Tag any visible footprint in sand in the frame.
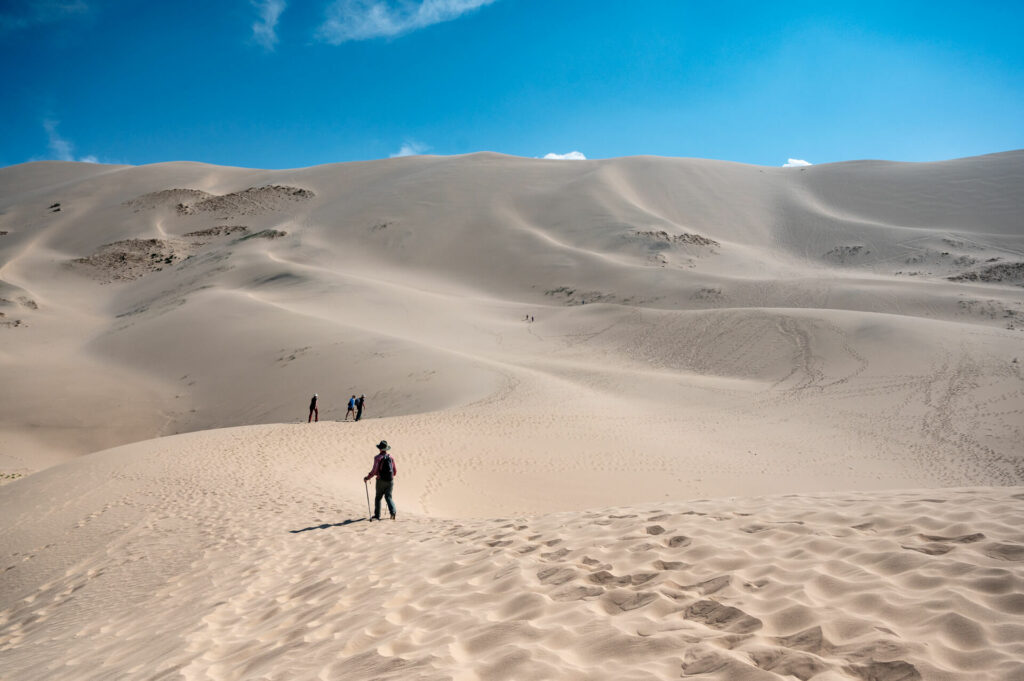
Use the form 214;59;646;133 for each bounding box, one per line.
983;542;1024;561
540;548;570;561
653;559;688;571
844;660;922;681
750;648;830;679
919;532;985;543
551;585;603;601
901;542;954;555
601;590;659;613
683;599;762;634
536;567;577;586
683;575;731;595
774;625;831;654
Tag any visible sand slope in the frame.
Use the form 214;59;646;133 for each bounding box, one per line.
0;425;1022;680
1;152;1022;483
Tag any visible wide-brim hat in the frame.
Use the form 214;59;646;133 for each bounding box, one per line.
377;440;390;450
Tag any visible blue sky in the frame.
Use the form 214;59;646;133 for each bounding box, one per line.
2;0;1022;169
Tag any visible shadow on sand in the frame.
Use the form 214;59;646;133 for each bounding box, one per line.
290;518;366;533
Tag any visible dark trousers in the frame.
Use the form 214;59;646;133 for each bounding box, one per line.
355;406;363;421
308;408;318;422
374;479;395;518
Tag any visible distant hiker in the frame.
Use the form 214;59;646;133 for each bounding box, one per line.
355;394;365;421
308;393;319;422
345;395;356;421
364;440;397;520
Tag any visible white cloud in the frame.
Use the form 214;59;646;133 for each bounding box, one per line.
783;158;812;167
43;119;97;163
318;0;496;44
543;151;586;160
390;141;429;157
252;0;286;50
0;1;89;32
43;120;73;161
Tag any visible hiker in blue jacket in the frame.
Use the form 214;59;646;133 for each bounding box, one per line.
364;440;397;520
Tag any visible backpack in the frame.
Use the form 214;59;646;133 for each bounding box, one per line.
378;453;393;481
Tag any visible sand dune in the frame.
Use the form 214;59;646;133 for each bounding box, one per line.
1;151;1022;470
1;151;1023;679
1;425;1022;679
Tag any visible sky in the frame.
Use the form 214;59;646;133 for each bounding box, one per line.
1;0;1022;169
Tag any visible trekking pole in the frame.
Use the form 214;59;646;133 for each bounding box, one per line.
364;479;372;519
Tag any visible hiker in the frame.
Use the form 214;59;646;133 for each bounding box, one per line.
345;395;356;421
364;440;397;520
355;394;365;421
308;393;318;422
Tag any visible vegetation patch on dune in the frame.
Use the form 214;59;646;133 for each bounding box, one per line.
123;188;213;212
629;230;719;247
236;229;287;241
125;185;314;216
824;245;871;263
183;225;249;243
0;296;35;328
71;225;261;284
949;261;1024;285
184;185;314;215
693;286;723;300
70;238;189;283
0;312;25;328
544;285;655;306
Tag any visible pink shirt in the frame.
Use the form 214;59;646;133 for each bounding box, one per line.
367;451;397;479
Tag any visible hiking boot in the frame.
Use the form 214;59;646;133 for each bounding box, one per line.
391;512;396;520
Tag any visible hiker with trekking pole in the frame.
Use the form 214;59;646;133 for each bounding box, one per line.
364;440;397;521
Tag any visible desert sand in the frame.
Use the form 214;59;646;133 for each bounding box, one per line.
1;151;1023;679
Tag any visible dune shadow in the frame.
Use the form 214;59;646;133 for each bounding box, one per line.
290;518;366;533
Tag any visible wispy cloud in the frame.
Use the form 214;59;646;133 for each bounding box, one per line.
543;151;586;160
252;0;286;50
43;119;97;163
783;158;812;167
317;0;497;44
390;141;429;157
0;0;89;32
